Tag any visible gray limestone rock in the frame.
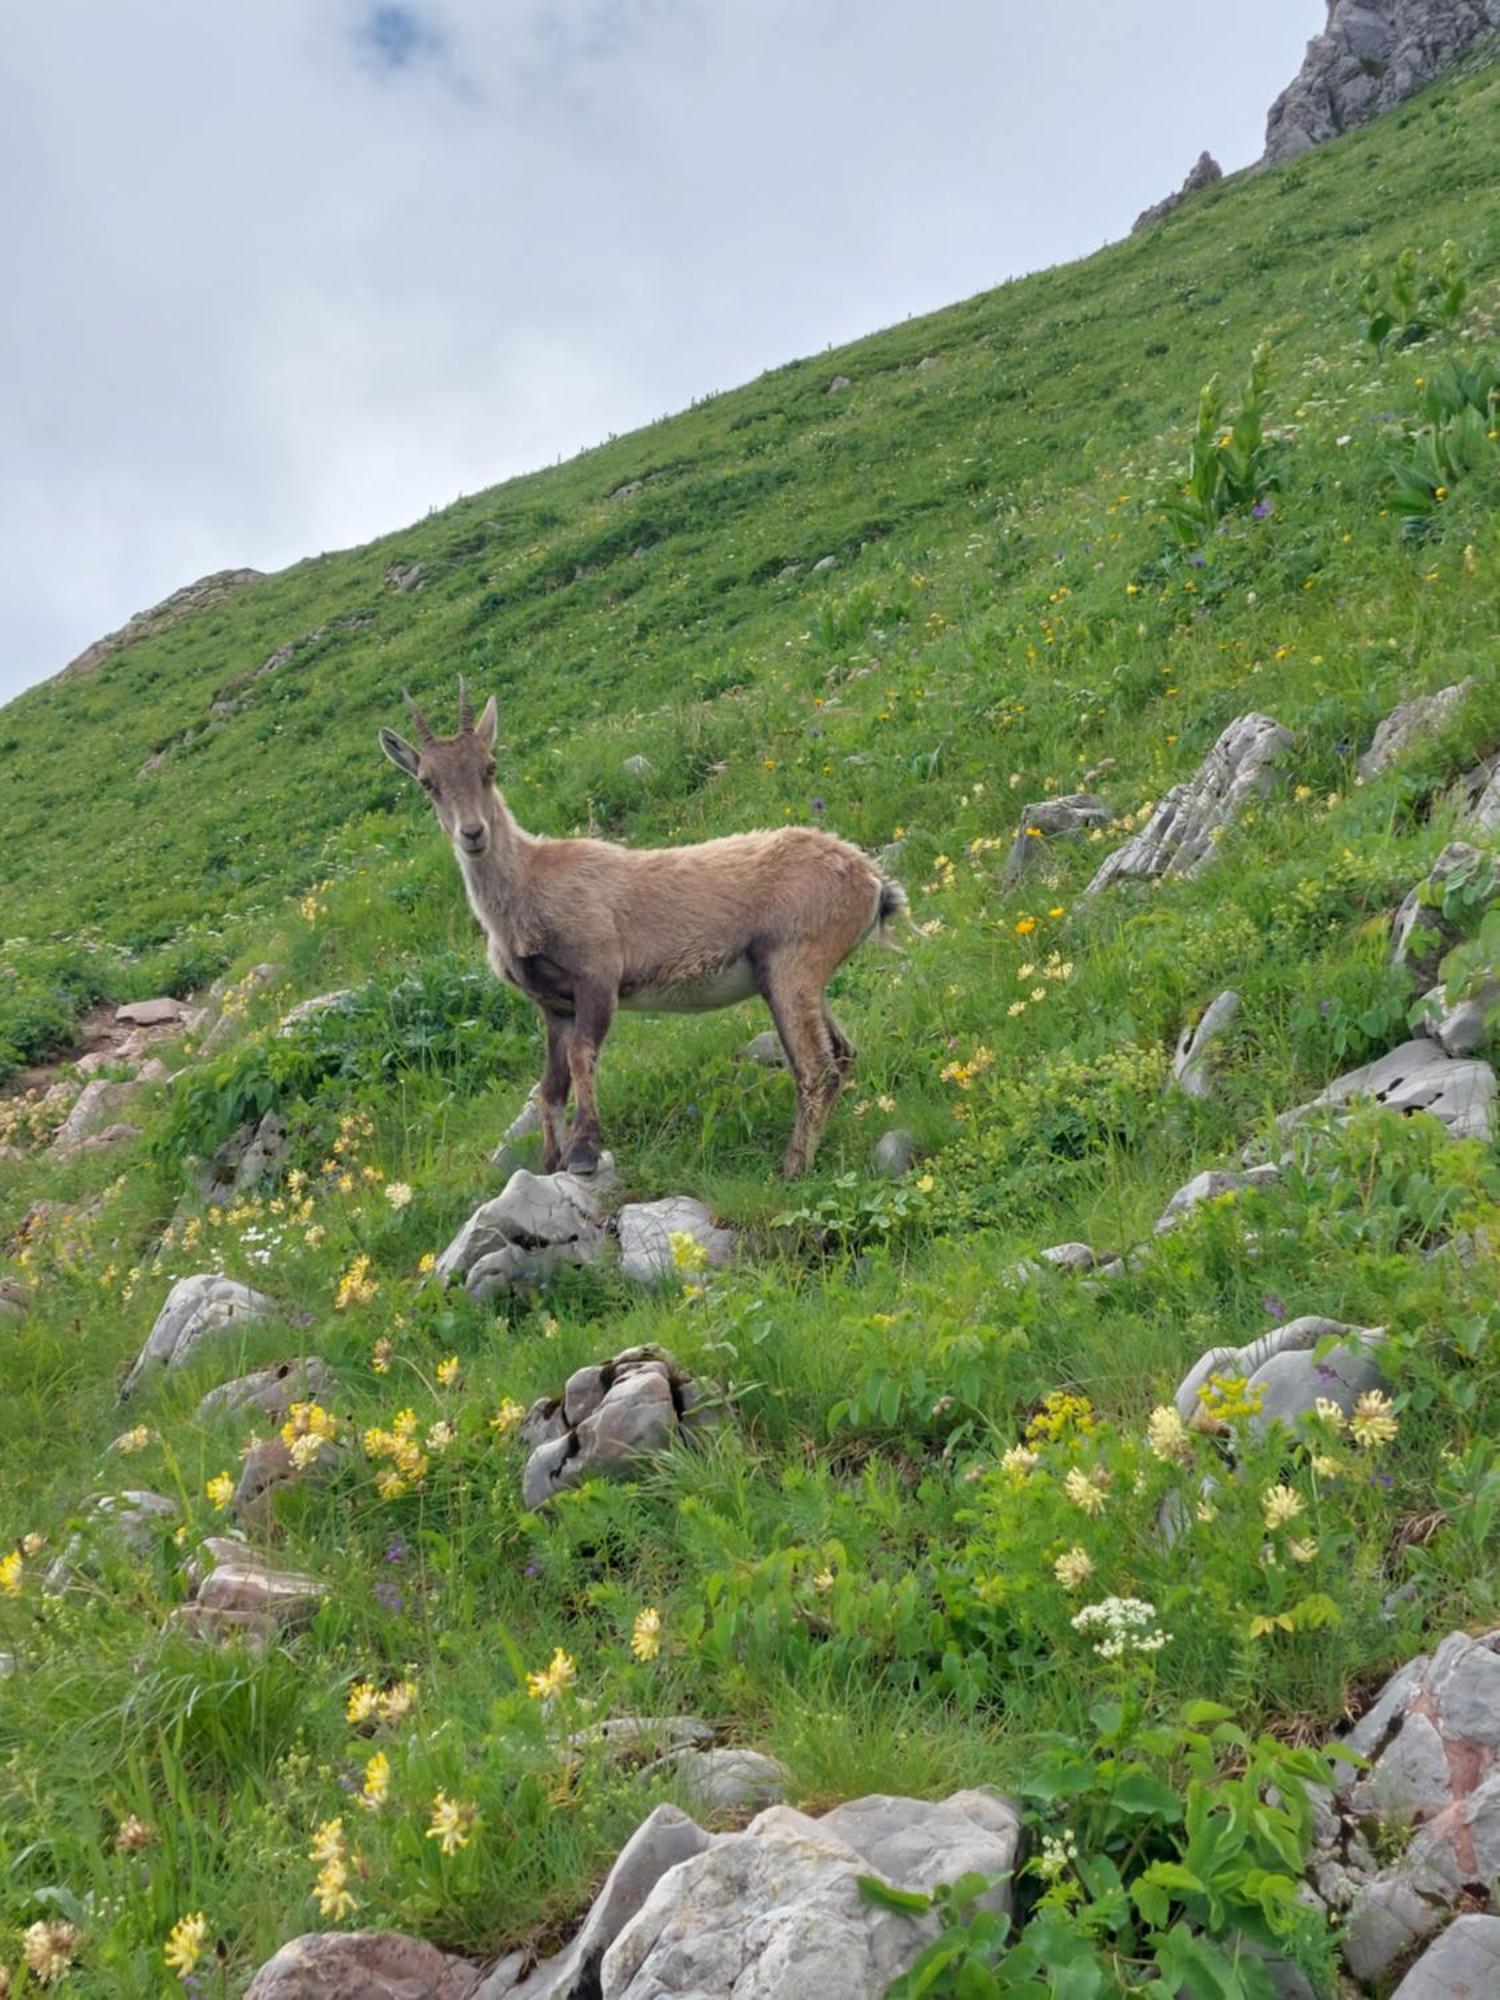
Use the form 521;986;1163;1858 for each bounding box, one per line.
119;1274;282;1400
564;1715;716;1765
44;1489;178;1593
1392;1913;1500;1998
1171;990;1241;1099
1132;150;1223;232
195;1109;291;1205
648;1746;790;1812
50;1078;140;1156
743;1029;787;1067
521;1347;723;1510
602;1790;1021;2000
1154;1162;1281;1235
115;997;186;1028
1358;680;1476;783
1085;715;1293;893
243;1930;482;2000
827;375;851;393
1390;841;1492;986
0;1278;28;1320
1001;794;1112;884
617;1197;735;1286
175;1536;327;1639
1264;5;1499;166
1173;1315;1386;1436
1277;1037;1496;1146
1449;752;1500;835
488;1086;543;1170
621;754;653;779
437;1163;614;1299
872;1128;919;1178
195;1356;336;1424
1413;977;1500;1056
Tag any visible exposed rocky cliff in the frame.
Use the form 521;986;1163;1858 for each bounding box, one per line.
1131;151;1223;233
1264;0;1499;162
59;567;263;679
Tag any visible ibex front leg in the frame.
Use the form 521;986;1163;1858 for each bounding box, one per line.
563;981;616;1174
538;1008;574;1174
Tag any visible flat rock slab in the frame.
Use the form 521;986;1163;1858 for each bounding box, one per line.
1154;1162;1281;1235
564;1715;716;1765
1358;680;1474;783
617;1197;735;1285
119;1274;282;1401
1278;1038;1497;1148
1085;714;1293;892
114;997;186;1027
175;1536;327;1641
244;1930;483;2000
1391;1913;1500;1999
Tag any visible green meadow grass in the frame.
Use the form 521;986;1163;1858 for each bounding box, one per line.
2;55;1500;1996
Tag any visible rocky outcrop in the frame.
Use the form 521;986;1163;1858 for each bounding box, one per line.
1085;715;1293;893
1173;1315;1387;1438
1358;680;1474;782
1275;1038;1496;1147
1132;151;1223;232
519;1346;723;1510
1314;1628;1500;1983
59;569;263;680
1154;1162;1282;1235
1392;1913;1500;1997
1264;3;1499;165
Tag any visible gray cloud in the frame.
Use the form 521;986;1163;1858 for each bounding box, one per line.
0;0;1319;700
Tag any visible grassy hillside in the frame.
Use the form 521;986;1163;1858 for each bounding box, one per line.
2;51;1500;1996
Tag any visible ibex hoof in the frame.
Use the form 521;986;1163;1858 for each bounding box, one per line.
564;1139;601;1175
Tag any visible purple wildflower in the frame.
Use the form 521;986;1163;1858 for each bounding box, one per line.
810;797;825;814
1251;498;1273;520
1190;553;1207;568
373;1579;404;1614
1261;1294;1286;1322
384;1535;406;1565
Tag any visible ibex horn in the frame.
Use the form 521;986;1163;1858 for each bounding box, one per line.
402;689;435;742
456;675;474;732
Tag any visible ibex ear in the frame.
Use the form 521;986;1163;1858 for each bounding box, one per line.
379;727;422;778
474;695;498;750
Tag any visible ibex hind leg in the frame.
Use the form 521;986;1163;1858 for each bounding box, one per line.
758;960;845;1178
538;1010;574;1175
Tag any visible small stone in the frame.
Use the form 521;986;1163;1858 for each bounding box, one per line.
618;1197;735;1285
609;479;644;502
384;561;427;592
50;1078;139;1156
872;1128;919;1178
826;375;851;393
436;1163;614;1297
1171;990;1241;1099
0;1278;29;1320
1002;794;1112;884
522;1347;723;1510
1154;1163;1281;1234
743;1030;787;1067
1413;979;1500;1057
565;1716;716;1764
621;754;653;779
811;554;839;572
650;1746;790;1811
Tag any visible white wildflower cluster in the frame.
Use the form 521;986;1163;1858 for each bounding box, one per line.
1070;1595;1172;1660
1035;1831;1079;1882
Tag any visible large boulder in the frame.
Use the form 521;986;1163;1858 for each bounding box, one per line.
1357;679;1475;783
436;1164;613;1301
194;1109;290;1205
520;1347;723;1510
1085;715;1293;893
1316;1629;1500;1984
1173;1315;1386;1438
49;1079;140;1157
1276;1038;1496;1148
119;1275;282;1401
167;1536;327;1646
1264;7;1500;166
617;1198;735;1286
43;1489;178;1593
602;1790;1022;1999
1001;794;1112;884
244;1930;483;2000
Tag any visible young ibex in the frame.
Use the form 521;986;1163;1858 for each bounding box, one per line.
380;681;906;1177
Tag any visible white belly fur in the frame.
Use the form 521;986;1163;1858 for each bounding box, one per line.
619;955;759;1014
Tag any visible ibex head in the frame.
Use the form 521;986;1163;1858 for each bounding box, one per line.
380;679;500;858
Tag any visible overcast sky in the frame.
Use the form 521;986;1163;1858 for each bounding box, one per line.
0;1;1321;703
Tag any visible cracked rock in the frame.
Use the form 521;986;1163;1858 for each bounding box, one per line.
1357;680;1475;782
1390;841;1493;986
1001;793;1112;884
1391;1912;1500;1999
1171;990;1241;1099
243;1929;483;2000
437;1162;614;1300
170;1537;327;1645
195;1356;336;1424
1085;715;1293;892
520;1347;723;1510
1277;1038;1496;1148
1173;1315;1386;1438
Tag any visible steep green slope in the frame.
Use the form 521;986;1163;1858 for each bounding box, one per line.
1;55;1500;1998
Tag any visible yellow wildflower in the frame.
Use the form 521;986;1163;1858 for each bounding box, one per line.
115;1423;156;1455
1146;1405;1190;1464
1014;916;1037;936
361;1750;391;1811
526;1647;578;1701
346;1682;382;1725
1;1550;24;1595
1053;1545;1094;1590
385;1181;413;1210
1350;1389;1397;1450
205;1472;235;1511
1287;1538;1319;1565
436;1356;460;1388
417;1250;436;1274
1001;1444;1039;1480
372;1338;393;1374
669;1230;710;1272
1262;1484;1304;1531
163;1911;210;1980
631;1606;663;1660
426;1791;479;1855
490;1398;525;1437
1064;1466;1107;1516
379;1679;417;1722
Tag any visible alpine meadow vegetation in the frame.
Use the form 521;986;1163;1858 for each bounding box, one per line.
3;52;1500;1998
